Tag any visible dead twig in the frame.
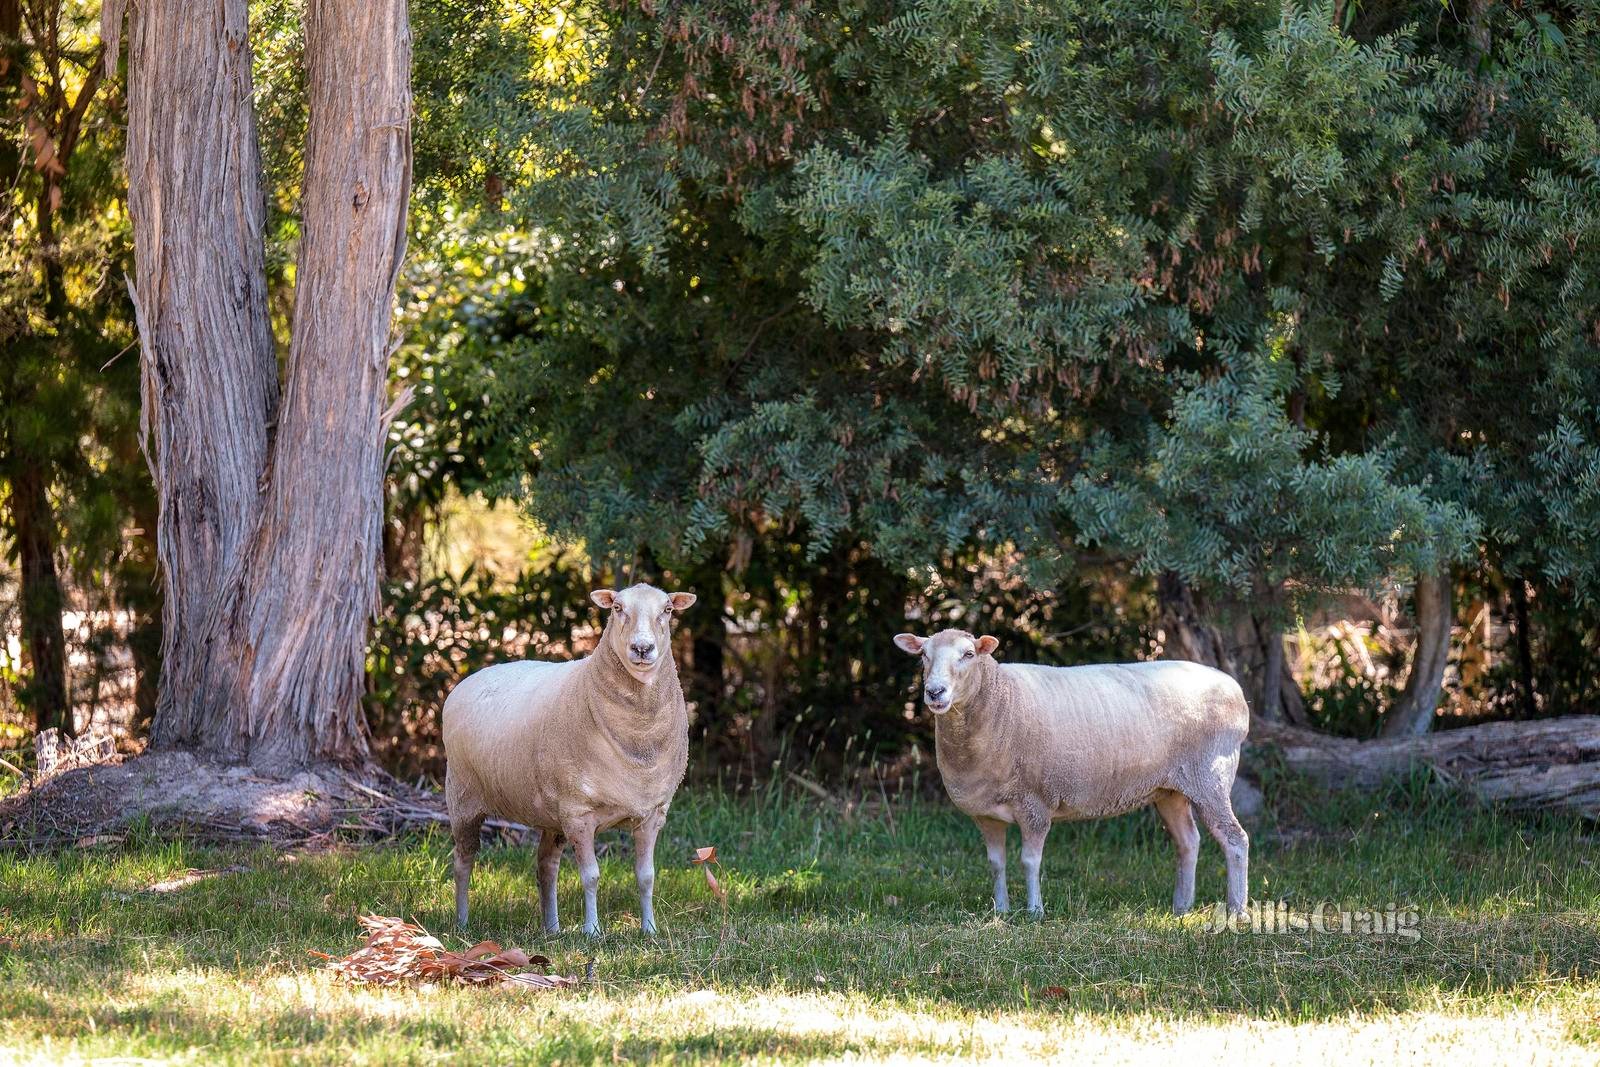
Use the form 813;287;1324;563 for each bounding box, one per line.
785;771;843;807
0;755;32;786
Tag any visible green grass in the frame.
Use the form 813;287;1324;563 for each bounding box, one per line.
3;780;1599;1064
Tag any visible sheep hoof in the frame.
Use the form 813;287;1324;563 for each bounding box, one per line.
641;922;658;936
582;923;602;938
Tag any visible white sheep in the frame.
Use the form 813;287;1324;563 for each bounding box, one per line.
893;629;1250;917
443;583;696;935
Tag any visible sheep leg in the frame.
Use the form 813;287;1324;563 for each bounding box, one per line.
1194;787;1250;918
975;817;1010;913
536;828;564;934
633;813;663;936
1152;789;1200;916
450;810;485;929
568;818;603;937
1018;819;1050;917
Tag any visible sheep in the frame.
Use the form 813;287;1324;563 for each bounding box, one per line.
443;582;696;935
893;628;1250;918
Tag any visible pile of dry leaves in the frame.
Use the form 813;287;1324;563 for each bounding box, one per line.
313;914;579;990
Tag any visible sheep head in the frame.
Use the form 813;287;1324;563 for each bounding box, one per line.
591;583;696;682
893;629;999;714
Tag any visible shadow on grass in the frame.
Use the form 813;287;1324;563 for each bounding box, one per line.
2;782;1598;1038
5;905;1598;1026
1;978;929;1062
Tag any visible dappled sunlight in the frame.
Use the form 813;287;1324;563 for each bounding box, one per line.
3;790;1598;1061
14;965;1598;1065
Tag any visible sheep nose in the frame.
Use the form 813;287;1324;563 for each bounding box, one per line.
925;683;948;702
629;640;656;658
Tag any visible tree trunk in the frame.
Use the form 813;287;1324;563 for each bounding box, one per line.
0;0;19;142
1380;569;1453;737
112;0;412;771
1256;617;1288;723
211;0;412;770
1460;0;1496;139
7;465;71;735
1511;577;1538;719
112;0;280;752
684;556;727;732
1156;571;1232;670
1250;716;1600;820
1157;573;1305;724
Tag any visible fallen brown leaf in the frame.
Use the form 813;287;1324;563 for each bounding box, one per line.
1040;985;1069;1000
314;915;577;990
691;845;727;902
461;940;502;961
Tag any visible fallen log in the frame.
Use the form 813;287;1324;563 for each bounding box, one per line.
1248;716;1600;820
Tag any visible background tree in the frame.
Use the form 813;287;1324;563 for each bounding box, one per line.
411;0;1600;746
1;0;151;735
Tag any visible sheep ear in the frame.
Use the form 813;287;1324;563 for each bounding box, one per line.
893;633;926;655
590;589;617;609
668;591;697;611
975;635;999;657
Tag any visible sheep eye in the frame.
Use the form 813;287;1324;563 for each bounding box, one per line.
962;649;975;660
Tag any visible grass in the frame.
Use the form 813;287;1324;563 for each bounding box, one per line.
2;778;1599;1064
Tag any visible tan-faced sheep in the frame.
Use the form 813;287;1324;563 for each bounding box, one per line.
894;629;1250;917
444;583;696;935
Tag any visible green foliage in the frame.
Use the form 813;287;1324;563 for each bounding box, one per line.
1297;631;1399;738
456;0;1519;595
389;218;546;516
1071;353;1478;609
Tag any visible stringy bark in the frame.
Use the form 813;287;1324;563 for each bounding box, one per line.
110;0;412;771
